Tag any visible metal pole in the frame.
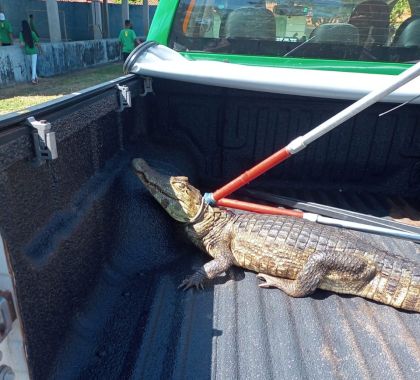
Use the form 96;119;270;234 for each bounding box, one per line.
313;214;420;243
206;61;420;205
213;197;420;242
287;60;420;154
143;0;150;37
102;0;110;38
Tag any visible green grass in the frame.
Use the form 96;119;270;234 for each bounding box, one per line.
0;63;124;115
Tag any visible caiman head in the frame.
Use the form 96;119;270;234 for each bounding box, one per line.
132;158;203;223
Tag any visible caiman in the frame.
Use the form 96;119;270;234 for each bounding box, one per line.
132;158;420;312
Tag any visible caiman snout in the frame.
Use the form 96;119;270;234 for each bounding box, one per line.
132;158;171;191
132;158;174;197
132;158;203;223
132;158;155;180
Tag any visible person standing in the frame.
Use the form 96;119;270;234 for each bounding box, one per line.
19;20;40;84
119;19;138;61
0;12;13;46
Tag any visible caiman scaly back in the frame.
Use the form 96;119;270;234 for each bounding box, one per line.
132;158;420;312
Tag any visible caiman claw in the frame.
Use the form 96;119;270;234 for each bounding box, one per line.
178;272;205;291
257;273;281;288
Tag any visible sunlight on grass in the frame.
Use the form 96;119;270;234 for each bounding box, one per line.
0;95;63;115
0;63;123;116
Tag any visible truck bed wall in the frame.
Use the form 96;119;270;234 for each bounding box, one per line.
0;77;419;378
148;78;420;196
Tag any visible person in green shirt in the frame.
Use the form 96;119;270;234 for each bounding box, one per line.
19;20;41;84
0;12;13;46
119;19;138;61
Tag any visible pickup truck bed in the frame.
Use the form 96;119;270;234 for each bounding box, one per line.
0;76;419;379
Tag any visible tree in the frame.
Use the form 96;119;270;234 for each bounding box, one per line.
390;0;411;27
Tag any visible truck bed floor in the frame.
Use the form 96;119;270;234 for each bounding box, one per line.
49;155;420;380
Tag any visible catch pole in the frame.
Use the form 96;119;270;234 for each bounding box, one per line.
204;61;420;207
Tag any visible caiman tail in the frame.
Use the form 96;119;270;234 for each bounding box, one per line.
360;255;420;312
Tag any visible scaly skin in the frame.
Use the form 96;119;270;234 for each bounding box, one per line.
132;158;420;312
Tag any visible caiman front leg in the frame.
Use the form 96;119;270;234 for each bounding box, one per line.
179;242;234;291
257;250;376;297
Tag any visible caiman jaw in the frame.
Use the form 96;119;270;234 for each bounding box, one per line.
132;158;202;223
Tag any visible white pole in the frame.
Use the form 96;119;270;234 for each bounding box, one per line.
102;0;110;38
91;0;103;40
122;0;129;25
286;61;420;154
303;213;420;243
46;0;62;42
143;0;150;37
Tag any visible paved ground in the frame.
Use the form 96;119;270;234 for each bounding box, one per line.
0;63;124;115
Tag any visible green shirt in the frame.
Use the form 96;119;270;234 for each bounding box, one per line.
0;20;12;44
19;31;39;55
119;28;137;53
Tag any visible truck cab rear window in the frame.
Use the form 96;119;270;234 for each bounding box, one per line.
169;0;420;64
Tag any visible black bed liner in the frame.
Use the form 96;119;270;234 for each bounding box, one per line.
62;159;420;380
0;77;419;379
